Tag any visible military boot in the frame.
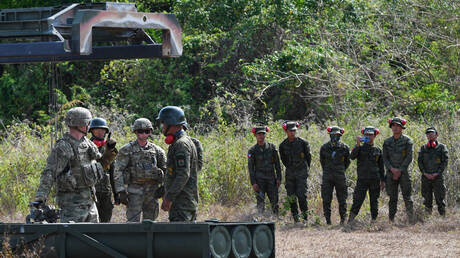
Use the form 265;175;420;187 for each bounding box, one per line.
301;211;308;223
347;212;357;225
293;214;300;223
325;217;331;225
340;215;346;225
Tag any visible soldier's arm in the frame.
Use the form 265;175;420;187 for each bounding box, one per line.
304;140;312;167
273;147;282;181
164;145;191;202
400;138;413;172
350;145;359;160
113;147;130;193
195;139;204;171
439;145;449;174
35;142;72;201
344;145;351;170
156;146;167;174
278;143;288;167
319;145;326;169
417;147;426;174
382;141;392;170
248;149;256;185
378;150;385;181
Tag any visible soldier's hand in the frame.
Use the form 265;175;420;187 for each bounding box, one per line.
107;139;117;149
380;181;385;191
118;191;128;205
432;173;439;179
252;184;260;192
356;136;361;147
391;168;401;180
276;180;281;188
161;198;172;211
423;173;432;180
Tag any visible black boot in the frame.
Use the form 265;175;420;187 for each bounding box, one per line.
326;217;331;225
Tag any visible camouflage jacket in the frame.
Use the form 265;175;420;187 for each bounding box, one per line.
190;137;203;172
92;140;117;193
164;131;199;210
417;142;448;174
350;143;385;181
113;140;166;193
383;134;413;172
36;133;102;200
279;137;311;174
320;141;350;174
247;142;282;185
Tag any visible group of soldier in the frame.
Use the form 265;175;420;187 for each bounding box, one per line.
34;106;200;223
34;106;448;226
248;117;448;225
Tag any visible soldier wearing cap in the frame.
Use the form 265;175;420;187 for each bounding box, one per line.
418;127;448;216
157;106;199;222
248;125;282;215
279;121;311;223
320;126;350;225
383;117;415;223
89;117;118;222
348;126;385;224
113;118;166;222
35;107;102;223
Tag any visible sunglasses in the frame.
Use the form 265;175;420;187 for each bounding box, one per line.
136;129;151;134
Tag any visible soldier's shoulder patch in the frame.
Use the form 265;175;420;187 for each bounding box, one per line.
175;152;187;168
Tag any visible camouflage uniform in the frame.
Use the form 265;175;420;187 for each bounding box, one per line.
349;127;385;221
35;107;102;223
418;128;448;215
279;122;311;222
248;138;282;214
114;139;166;222
93;141;117;222
164;131;199;221
320;126;350;224
383;119;414;222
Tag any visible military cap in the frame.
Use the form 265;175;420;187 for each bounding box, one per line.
388;117;407;129
282;121;300;131
361;126;380;135
327;126;345;135
252;125;269;134
425;127;437;134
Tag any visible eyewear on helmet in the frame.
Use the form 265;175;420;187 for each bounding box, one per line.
136;129;151;134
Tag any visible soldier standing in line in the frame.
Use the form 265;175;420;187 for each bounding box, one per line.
35;107;102;223
320;126;350;225
88;117;118;222
113;118;166;222
279;121;311;223
383;117;415;223
348;126;385;224
157;106;199;222
418;127;448;216
248;125;282;215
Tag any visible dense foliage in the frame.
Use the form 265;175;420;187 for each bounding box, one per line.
0;0;458;126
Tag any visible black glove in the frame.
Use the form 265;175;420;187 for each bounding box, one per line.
106;139;117;149
118;191;128;205
154;185;165;199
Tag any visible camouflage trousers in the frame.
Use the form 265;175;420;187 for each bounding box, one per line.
169;208;197;222
321;173;347;222
421;175;446;215
57;189;99;223
285;170;308;220
386;171;414;221
96;190;114;222
126;183;159;222
255;177;279;215
350;179;380;219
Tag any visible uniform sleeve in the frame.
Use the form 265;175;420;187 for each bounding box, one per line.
248;148;256;185
273;147;282;181
417;146;426;174
35;141;72;200
113;146;130;193
156;146;167;177
164;143;191;202
400;138;413;172
304;140;312;167
320;145;326;169
279;143;288;167
194;139;204;171
378;150;385;181
382;141;392;171
439;145;449;174
343;145;351;170
350;145;359;160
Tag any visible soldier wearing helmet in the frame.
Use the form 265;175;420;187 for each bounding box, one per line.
35;107;102;223
320;126;350;225
248;125;282;215
383;117;415;223
278;121;311;223
113;118;166;222
157;106;199;222
88;117;118;222
348;126;385;225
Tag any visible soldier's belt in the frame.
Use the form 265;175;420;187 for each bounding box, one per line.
133;178;158;185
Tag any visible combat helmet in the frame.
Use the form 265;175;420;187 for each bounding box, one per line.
89;117;109;132
156;106;187;126
132;118;153;131
65;107;92;127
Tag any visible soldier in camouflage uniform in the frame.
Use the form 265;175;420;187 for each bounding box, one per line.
113;118;166;222
383;117;415;223
320;126;350;225
418;127;448;216
89;117;118;222
348;126;385;223
248;125;282;215
279;121;311;222
157;106;199;222
35;107;102;223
